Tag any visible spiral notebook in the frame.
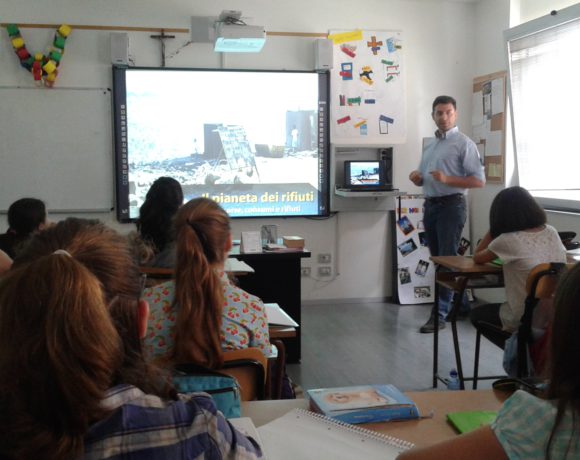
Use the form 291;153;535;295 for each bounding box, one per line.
256;408;414;459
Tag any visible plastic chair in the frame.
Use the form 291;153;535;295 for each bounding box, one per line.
558;231;580;250
221;347;268;401
472;322;510;389
473;262;568;389
516;262;571;377
268;339;287;399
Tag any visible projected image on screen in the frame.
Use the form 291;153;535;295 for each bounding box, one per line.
113;68;329;221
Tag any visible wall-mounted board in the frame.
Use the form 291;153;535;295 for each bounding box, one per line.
472;71;506;185
0;87;113;212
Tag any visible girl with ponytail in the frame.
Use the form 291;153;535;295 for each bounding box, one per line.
143;197;271;367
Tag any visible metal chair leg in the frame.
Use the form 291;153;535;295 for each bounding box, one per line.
473;330;481;390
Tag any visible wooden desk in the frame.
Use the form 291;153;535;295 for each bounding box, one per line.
269;326;297;339
139;259;253;287
229;247;311;363
241;389;507;448
430;256;504;390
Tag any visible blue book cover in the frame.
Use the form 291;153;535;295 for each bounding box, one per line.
307;384;420;424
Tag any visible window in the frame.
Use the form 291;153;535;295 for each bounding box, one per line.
505;4;580;212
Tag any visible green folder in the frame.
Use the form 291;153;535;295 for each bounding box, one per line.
447;411;498;434
490;258;504;267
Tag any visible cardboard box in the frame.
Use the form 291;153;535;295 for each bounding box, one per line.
282;236;305;249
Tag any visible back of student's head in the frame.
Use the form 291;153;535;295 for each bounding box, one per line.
545;262;580;456
548;263;580;398
7;197;46;236
137;177;184;252
14;218;139;306
0;247;122;459
489;186;546;239
13;218;168;394
172;197;231;368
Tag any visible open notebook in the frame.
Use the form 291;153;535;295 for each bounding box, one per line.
256;408;413;459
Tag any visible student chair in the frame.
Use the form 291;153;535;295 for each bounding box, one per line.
472;262;568;389
558;231;580;250
268;339;287;399
224;341;288;400
221;347;268;401
515;262;572;377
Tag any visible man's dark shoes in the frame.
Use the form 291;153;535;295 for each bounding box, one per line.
419;314;446;333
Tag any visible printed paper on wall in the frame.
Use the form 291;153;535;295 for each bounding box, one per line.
330;30;405;145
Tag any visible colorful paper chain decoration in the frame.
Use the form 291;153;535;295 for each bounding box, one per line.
6;24;72;87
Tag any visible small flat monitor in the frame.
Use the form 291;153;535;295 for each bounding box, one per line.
343;160;391;191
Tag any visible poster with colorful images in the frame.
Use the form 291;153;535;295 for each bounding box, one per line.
329;29;405;145
394;194;435;304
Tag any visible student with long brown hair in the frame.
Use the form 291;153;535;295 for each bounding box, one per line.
398;263;580;459
472;186;566;349
143;197;271;368
0;219;262;459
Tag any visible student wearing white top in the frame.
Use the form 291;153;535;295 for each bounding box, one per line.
471;186;567;348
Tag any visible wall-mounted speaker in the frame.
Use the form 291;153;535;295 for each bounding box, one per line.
381;148;393;186
110;32;129;65
314;38;333;71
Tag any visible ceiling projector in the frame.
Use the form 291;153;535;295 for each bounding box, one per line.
214;22;266;53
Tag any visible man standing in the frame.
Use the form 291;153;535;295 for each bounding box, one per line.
409;95;485;333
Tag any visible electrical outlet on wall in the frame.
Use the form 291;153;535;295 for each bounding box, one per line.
318;253;331;264
318;266;332;276
301;267;311;277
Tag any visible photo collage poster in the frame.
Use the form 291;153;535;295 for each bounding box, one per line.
329;29;405;145
394;195;434;304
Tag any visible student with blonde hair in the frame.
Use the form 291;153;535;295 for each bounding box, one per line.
0;218;262;459
143;197;271;368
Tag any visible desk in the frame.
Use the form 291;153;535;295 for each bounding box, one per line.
229;247;311;363
139;259;253;287
269;326;296;339
430;256;504;390
241;389;507;448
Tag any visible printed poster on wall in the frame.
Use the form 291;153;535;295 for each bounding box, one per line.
329;29;405;145
394;195;434;304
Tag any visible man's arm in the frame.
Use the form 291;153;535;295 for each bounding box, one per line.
429;171;484;189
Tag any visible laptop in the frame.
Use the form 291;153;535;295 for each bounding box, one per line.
342;160;393;192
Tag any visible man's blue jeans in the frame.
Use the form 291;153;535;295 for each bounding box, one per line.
423;194;468;320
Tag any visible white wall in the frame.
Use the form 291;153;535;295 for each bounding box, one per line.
472;0;510;242
0;0;478;302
